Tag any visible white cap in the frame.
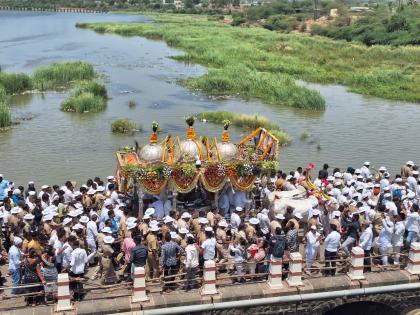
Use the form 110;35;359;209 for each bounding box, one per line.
127;221;137;230
395;178;402;183
96;186;105;192
218;221;227;227
101;227;112;234
14;237;23;246
364;161;370;166
312;209;321;216
198;217;209;224
334;172;342;178
0;174;3;177
286;175;292;181
170;231;178;239
407;192;416;199
179;227;189;234
235;207;243;212
379;166;387;171
327;176;334;182
261;208;269;214
24;213;35;220
181;212;191;219
107;176;115;180
41;185;49;189
383;186;390;191
332;210;341;217
342;187;350;195
74;209;83;216
275;213;285;220
104;235;115;244
13;189;21;195
407;161;414;166
204;226;213;232
310;225;317;230
28;191;36;196
11;207;21;214
63;217;72;225
412;171;419;176
333;181;341;187
384;193;392;198
127;217;137;223
68;210;78;218
43;214;53;222
87;188;96;195
28;181;35;185
143;214;151;220
294;213;303;219
149;225;160;232
104;199;113;207
164;216;174;224
145;208;155;216
72;223;84;230
355;169;361;174
249;217;260;225
79;216;89;224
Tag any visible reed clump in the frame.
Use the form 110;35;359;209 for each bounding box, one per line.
111;118;139;134
0;86;12;130
60;81;107;113
32;61;96;90
198;111;290;145
0;71;32;94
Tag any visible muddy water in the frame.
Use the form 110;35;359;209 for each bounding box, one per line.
0;11;418;186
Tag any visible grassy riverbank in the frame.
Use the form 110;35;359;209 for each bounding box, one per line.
197;111;290;145
77;14;420;104
0;86;12;130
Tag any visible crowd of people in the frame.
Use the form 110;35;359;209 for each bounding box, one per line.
0;160;419;304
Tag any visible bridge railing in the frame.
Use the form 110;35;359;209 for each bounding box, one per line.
1;242;419;310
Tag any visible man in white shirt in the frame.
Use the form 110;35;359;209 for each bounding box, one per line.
69;241;95;301
8;237;22;295
323;224;341;276
359;222;373;271
392;214;405;265
305;225;321;273
201;229;216;261
86;214;99;264
405;204;419;247
376;216;394;265
361;162;371;180
230;207;242;232
53;228;68;272
407;171;419;195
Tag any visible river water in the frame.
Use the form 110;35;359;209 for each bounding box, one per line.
0;11;419;186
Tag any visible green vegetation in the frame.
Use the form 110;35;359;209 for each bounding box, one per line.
0;72;32;94
311;6;420;46
77;14;420;104
0;86;12;130
197;111;290;145
128;100;137;108
32;61;96;90
111;118;140;134
60;81;107;113
299;130;309;140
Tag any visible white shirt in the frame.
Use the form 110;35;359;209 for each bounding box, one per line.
377;219;394;248
324;231;341;252
201;238;216;260
257;212;270;234
54;239;65;263
407;176;417;194
359;226;373;250
405;212;420;233
70;248;88;274
230;212;241;230
62;242;73;269
8;245;21;271
392;221;405;246
185;244;199;269
86;220;98;241
361;166;371;179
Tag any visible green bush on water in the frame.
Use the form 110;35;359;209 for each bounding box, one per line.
78;15;420;104
60;81;107;113
0;71;32;94
111;118;139;134
197;111;290;145
0;86;12;130
32;61;96;90
61;92;106;113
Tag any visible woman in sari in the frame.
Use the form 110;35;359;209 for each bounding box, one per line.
22;248;46;306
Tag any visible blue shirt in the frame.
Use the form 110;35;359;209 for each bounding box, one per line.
160;241;184;267
8;245;21;271
0;180;9;201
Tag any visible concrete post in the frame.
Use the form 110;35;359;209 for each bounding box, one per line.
268;255;283;289
201;260;218;295
287;252;303;286
406;242;420;275
132;266;149;302
56;273;73;311
347;246;365;280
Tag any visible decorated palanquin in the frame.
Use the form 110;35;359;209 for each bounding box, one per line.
116;117;279;195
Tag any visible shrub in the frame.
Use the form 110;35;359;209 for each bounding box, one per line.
60;92;106;113
0;89;12;129
72;81;108;99
32;61;96;90
111;118;139;134
0;72;32;94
